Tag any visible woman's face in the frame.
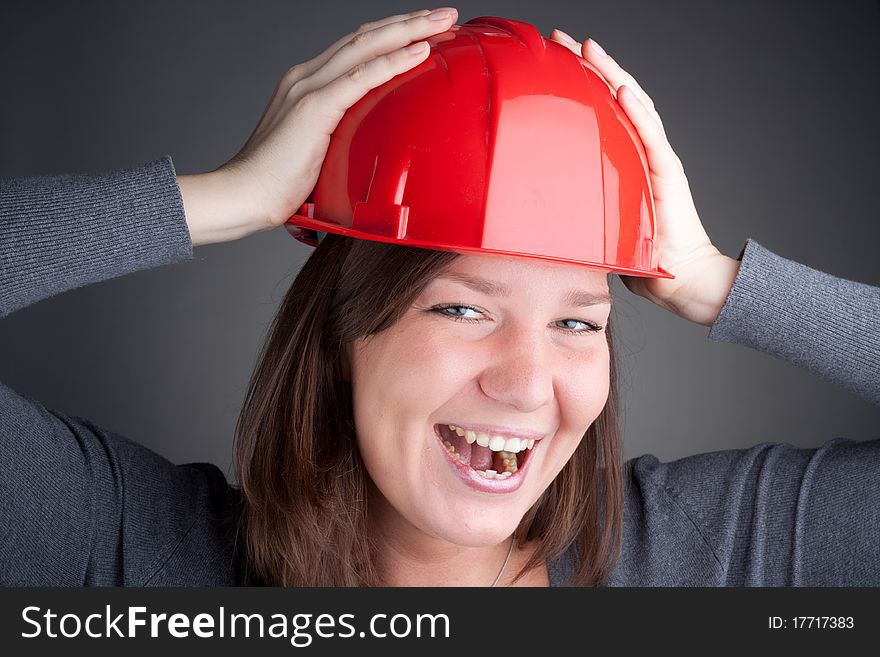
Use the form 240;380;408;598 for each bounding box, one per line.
348;252;612;547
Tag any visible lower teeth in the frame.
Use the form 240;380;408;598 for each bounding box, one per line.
480;470;513;480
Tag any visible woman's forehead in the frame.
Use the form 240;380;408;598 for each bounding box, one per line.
435;252;612;295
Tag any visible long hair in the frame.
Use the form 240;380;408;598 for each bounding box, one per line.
233;233;625;586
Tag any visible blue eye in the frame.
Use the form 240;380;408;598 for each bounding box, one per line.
431;304;483;322
555;319;602;334
430;305;602;334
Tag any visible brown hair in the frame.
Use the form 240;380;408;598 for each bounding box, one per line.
233;233;625;586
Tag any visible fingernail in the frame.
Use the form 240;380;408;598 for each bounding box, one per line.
427;7;456;21
406;41;429;55
588;38;608;57
557;29;579;46
620;86;637;105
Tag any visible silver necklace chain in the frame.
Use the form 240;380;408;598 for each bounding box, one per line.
490;538;515;587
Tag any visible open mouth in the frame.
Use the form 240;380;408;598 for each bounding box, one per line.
434;423;538;480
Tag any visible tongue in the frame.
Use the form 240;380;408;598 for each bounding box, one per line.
470;444;494;471
442;426;494;470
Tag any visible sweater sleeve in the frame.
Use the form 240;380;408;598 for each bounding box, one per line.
707;238;880;405
0;157;192;317
624;435;880;586
0;158;238;585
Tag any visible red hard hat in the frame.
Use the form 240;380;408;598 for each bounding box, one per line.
285;15;672;279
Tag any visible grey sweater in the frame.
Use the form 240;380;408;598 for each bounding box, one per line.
1;157;878;586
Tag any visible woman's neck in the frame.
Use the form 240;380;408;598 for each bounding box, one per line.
374;525;516;587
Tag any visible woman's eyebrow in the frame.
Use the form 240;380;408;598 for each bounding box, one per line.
437;272;612;306
562;288;613;307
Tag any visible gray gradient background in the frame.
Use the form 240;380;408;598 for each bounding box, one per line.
0;0;878;482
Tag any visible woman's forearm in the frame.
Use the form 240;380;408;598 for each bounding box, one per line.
708;238;880;406
675;252;742;328
0;157;192;319
178;166;271;248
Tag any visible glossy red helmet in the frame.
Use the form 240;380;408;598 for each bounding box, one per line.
285;15;672;279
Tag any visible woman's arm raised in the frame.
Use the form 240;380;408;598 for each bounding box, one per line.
550;29;879;406
1;8;458;314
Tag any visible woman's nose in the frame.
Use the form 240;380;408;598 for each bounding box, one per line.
477;334;554;412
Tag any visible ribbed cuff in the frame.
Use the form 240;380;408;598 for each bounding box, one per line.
0;156;193;317
708;238;880;405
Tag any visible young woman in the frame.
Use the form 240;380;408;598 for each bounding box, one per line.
1;8;877;587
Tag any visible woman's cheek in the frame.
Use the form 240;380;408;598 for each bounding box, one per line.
553;340;611;428
395;316;487;375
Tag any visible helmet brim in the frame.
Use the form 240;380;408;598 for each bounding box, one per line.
285;214;674;280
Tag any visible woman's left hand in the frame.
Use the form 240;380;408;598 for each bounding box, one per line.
549;29;741;328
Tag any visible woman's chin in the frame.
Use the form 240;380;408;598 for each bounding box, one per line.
408;465;540;547
417;511;524;548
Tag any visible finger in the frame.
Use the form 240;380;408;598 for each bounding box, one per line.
252;9;447;144
295;8;457;96
549;29;581;57
247;10;432;143
551;28;583;54
300;39;434;134
549;29;662;122
295;9;433;79
581;38;663;125
617;85;683;180
549;29;667;140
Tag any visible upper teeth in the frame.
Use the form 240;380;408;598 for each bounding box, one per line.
448;425;536;453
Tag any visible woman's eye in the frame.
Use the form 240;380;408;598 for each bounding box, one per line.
431;304;484;322
555;319;602;334
431;305;601;334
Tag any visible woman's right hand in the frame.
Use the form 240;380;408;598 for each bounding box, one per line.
549;29;741;328
178;7;458;247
